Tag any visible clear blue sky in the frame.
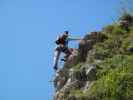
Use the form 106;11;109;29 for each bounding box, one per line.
0;0;131;100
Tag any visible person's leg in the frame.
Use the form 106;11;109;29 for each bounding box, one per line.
53;48;61;70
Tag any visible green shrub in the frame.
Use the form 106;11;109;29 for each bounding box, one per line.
112;26;127;35
103;25;115;34
119;13;133;23
86;55;133;100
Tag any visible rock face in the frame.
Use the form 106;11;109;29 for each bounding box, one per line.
53;32;107;100
53;64;97;100
78;32;107;62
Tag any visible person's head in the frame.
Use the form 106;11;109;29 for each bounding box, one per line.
64;31;69;34
62;31;69;39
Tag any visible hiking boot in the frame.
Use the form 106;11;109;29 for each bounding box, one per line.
54;65;58;71
61;58;67;62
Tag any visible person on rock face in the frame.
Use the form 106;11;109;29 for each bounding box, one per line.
53;31;81;71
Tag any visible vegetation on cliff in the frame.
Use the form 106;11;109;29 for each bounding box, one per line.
54;13;133;100
70;13;133;100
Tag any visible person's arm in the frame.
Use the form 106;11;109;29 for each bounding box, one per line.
68;37;92;43
68;37;82;41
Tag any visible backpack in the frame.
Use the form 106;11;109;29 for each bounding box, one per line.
55;36;66;45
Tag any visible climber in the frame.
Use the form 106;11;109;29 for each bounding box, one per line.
53;31;81;71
